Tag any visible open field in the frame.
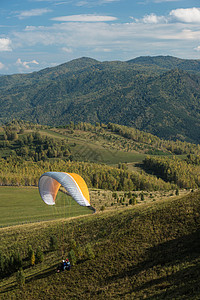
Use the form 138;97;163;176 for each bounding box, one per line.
0;187;93;227
0;186;192;228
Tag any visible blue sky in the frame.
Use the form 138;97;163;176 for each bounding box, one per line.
1;0;200;74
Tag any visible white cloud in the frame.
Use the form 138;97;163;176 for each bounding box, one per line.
16;8;52;19
134;7;200;25
0;38;12;51
76;1;89;6
52;14;117;22
16;58;39;69
170;8;200;23
62;47;73;53
94;47;112;52
75;0;119;6
142;13;167;24
0;62;5;70
194;46;200;51
13;21;199;50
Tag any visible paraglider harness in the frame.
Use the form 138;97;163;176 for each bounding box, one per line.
57;259;71;272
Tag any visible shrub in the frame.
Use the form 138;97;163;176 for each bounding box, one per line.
112;192;117;199
16;268;25;289
128;192;132;198
28;245;33;260
68;249;77;265
70;239;77;251
76;245;84;260
85;244;95;260
35;247;44;264
100;205;105;211
9;251;22;273
49;236;58;251
129;197;137;205
175;189;179;196
31;251;35;266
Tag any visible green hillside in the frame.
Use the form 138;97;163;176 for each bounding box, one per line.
1;191;200;299
1;56;200;143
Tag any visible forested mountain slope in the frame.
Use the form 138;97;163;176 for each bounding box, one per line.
1;56;200;143
128;55;200;73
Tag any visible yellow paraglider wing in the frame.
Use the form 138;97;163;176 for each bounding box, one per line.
38;172;94;211
67;173;90;203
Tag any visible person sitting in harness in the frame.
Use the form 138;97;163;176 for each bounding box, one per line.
57;259;71;272
66;258;71;270
62;259;67;271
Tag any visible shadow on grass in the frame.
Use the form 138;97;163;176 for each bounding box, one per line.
0;263;58;295
136;263;200;300
104;229;200;299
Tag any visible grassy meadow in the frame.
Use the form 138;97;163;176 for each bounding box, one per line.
39;128;147;165
0;187;93;227
0;190;200;299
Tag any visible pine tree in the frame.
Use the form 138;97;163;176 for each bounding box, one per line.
35;247;44;264
68;249;76;265
16;268;25;289
50;236;58;251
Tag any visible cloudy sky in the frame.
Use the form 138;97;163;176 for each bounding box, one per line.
1;0;200;74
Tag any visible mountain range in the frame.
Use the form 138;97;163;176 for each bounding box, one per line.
1;55;200;143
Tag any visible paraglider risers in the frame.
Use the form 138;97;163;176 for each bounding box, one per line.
88;206;96;213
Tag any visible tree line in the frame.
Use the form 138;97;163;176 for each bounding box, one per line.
0;156;173;191
1;129;71;161
143;156;200;189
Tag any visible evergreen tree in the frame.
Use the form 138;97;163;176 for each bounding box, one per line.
16;268;25;289
141;193;144;201
68;249;76;265
50;236;58;251
35;247;44;264
28;245;33;260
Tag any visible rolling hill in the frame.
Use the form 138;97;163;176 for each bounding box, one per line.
1;190;200;299
1;56;200;143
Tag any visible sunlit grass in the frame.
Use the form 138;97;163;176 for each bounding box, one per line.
0;187;93;227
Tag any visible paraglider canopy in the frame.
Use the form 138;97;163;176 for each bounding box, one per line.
39;172;95;212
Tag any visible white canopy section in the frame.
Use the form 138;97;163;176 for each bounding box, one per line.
39;172;92;208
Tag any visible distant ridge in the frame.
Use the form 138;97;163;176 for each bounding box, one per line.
1;55;200;143
127;55;200;73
